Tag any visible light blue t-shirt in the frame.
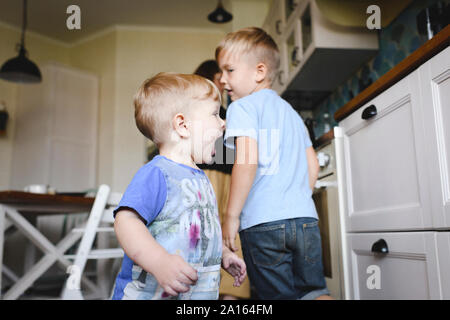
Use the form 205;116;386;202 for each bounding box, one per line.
224;88;318;231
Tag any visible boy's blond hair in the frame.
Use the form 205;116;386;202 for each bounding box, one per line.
215;27;280;83
134;72;221;144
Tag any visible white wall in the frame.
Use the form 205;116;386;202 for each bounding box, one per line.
113;26;226;192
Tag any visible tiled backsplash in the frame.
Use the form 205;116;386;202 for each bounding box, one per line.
311;0;449;139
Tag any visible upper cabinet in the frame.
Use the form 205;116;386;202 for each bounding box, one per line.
262;0;284;47
264;0;379;97
11;63;99;192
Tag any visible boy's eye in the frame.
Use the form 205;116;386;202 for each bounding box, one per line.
228;69;234;73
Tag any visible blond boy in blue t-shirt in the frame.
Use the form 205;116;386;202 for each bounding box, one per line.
112;73;246;299
217;27;332;300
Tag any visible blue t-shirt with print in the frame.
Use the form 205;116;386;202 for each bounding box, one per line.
111;155;222;300
224;88;318;231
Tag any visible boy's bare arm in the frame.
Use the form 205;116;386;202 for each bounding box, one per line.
221;244;247;287
114;210;198;296
223;136;258;251
306;146;319;191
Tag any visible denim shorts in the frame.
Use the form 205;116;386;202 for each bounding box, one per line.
240;217;329;300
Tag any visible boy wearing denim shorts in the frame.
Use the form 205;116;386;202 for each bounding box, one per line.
217;27;332;300
112;73;246;300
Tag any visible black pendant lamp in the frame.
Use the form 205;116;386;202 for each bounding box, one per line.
208;0;233;24
0;0;42;83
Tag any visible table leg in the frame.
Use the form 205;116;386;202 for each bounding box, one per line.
2;206;98;300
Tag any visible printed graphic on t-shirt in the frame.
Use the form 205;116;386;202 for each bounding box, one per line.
150;176;222;267
114;157;222;300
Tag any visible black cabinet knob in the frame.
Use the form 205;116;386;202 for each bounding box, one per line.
371;239;389;254
362;104;377;120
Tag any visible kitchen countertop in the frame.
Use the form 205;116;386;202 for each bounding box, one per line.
313;128;335;149
334;24;450;122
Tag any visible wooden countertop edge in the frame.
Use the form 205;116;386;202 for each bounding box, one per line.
0;191;95;205
334;25;450;122
314;129;335;149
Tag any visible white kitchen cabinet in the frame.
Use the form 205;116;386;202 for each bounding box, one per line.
339;70;432;232
283;18;302;84
272;41;288;94
346;232;441;300
262;0;284;47
10;63;98;192
284;0;300;27
338;46;450;299
420;47;450;229
263;0;378;94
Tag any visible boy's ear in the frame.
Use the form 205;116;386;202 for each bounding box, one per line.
255;62;268;83
172;113;190;138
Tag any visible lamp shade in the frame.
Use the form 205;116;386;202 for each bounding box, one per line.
208;1;233;23
0;45;42;83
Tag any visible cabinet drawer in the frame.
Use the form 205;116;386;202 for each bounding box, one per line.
347;232;440;299
339;70;431;232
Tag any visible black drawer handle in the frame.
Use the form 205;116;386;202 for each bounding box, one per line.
362;104;377;120
371;239;389;254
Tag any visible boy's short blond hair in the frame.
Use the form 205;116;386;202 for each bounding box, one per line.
134;72;220;144
215;27;280;83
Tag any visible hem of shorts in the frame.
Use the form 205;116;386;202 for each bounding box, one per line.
298;288;330;300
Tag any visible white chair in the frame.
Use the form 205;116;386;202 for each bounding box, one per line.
1;220;20;290
61;184;123;300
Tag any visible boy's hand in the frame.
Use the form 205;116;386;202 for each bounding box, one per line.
152;252;198;297
222;215;240;252
222;246;247;287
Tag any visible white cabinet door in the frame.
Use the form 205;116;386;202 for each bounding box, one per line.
420;47;450;229
11;63;98;192
347;232;441;299
339;70;432;232
49;66;98;192
436;232;450;299
263;0;284;46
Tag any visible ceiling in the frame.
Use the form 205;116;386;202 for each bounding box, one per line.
0;0;266;44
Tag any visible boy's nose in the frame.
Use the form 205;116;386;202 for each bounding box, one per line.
220;119;226;131
219;73;226;84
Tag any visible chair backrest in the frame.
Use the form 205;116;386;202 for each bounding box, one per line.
61;185;123;299
100;191;122;225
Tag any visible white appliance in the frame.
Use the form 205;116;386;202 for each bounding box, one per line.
313;126;347;299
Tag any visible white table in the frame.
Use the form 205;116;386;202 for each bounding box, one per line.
0;191;99;300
